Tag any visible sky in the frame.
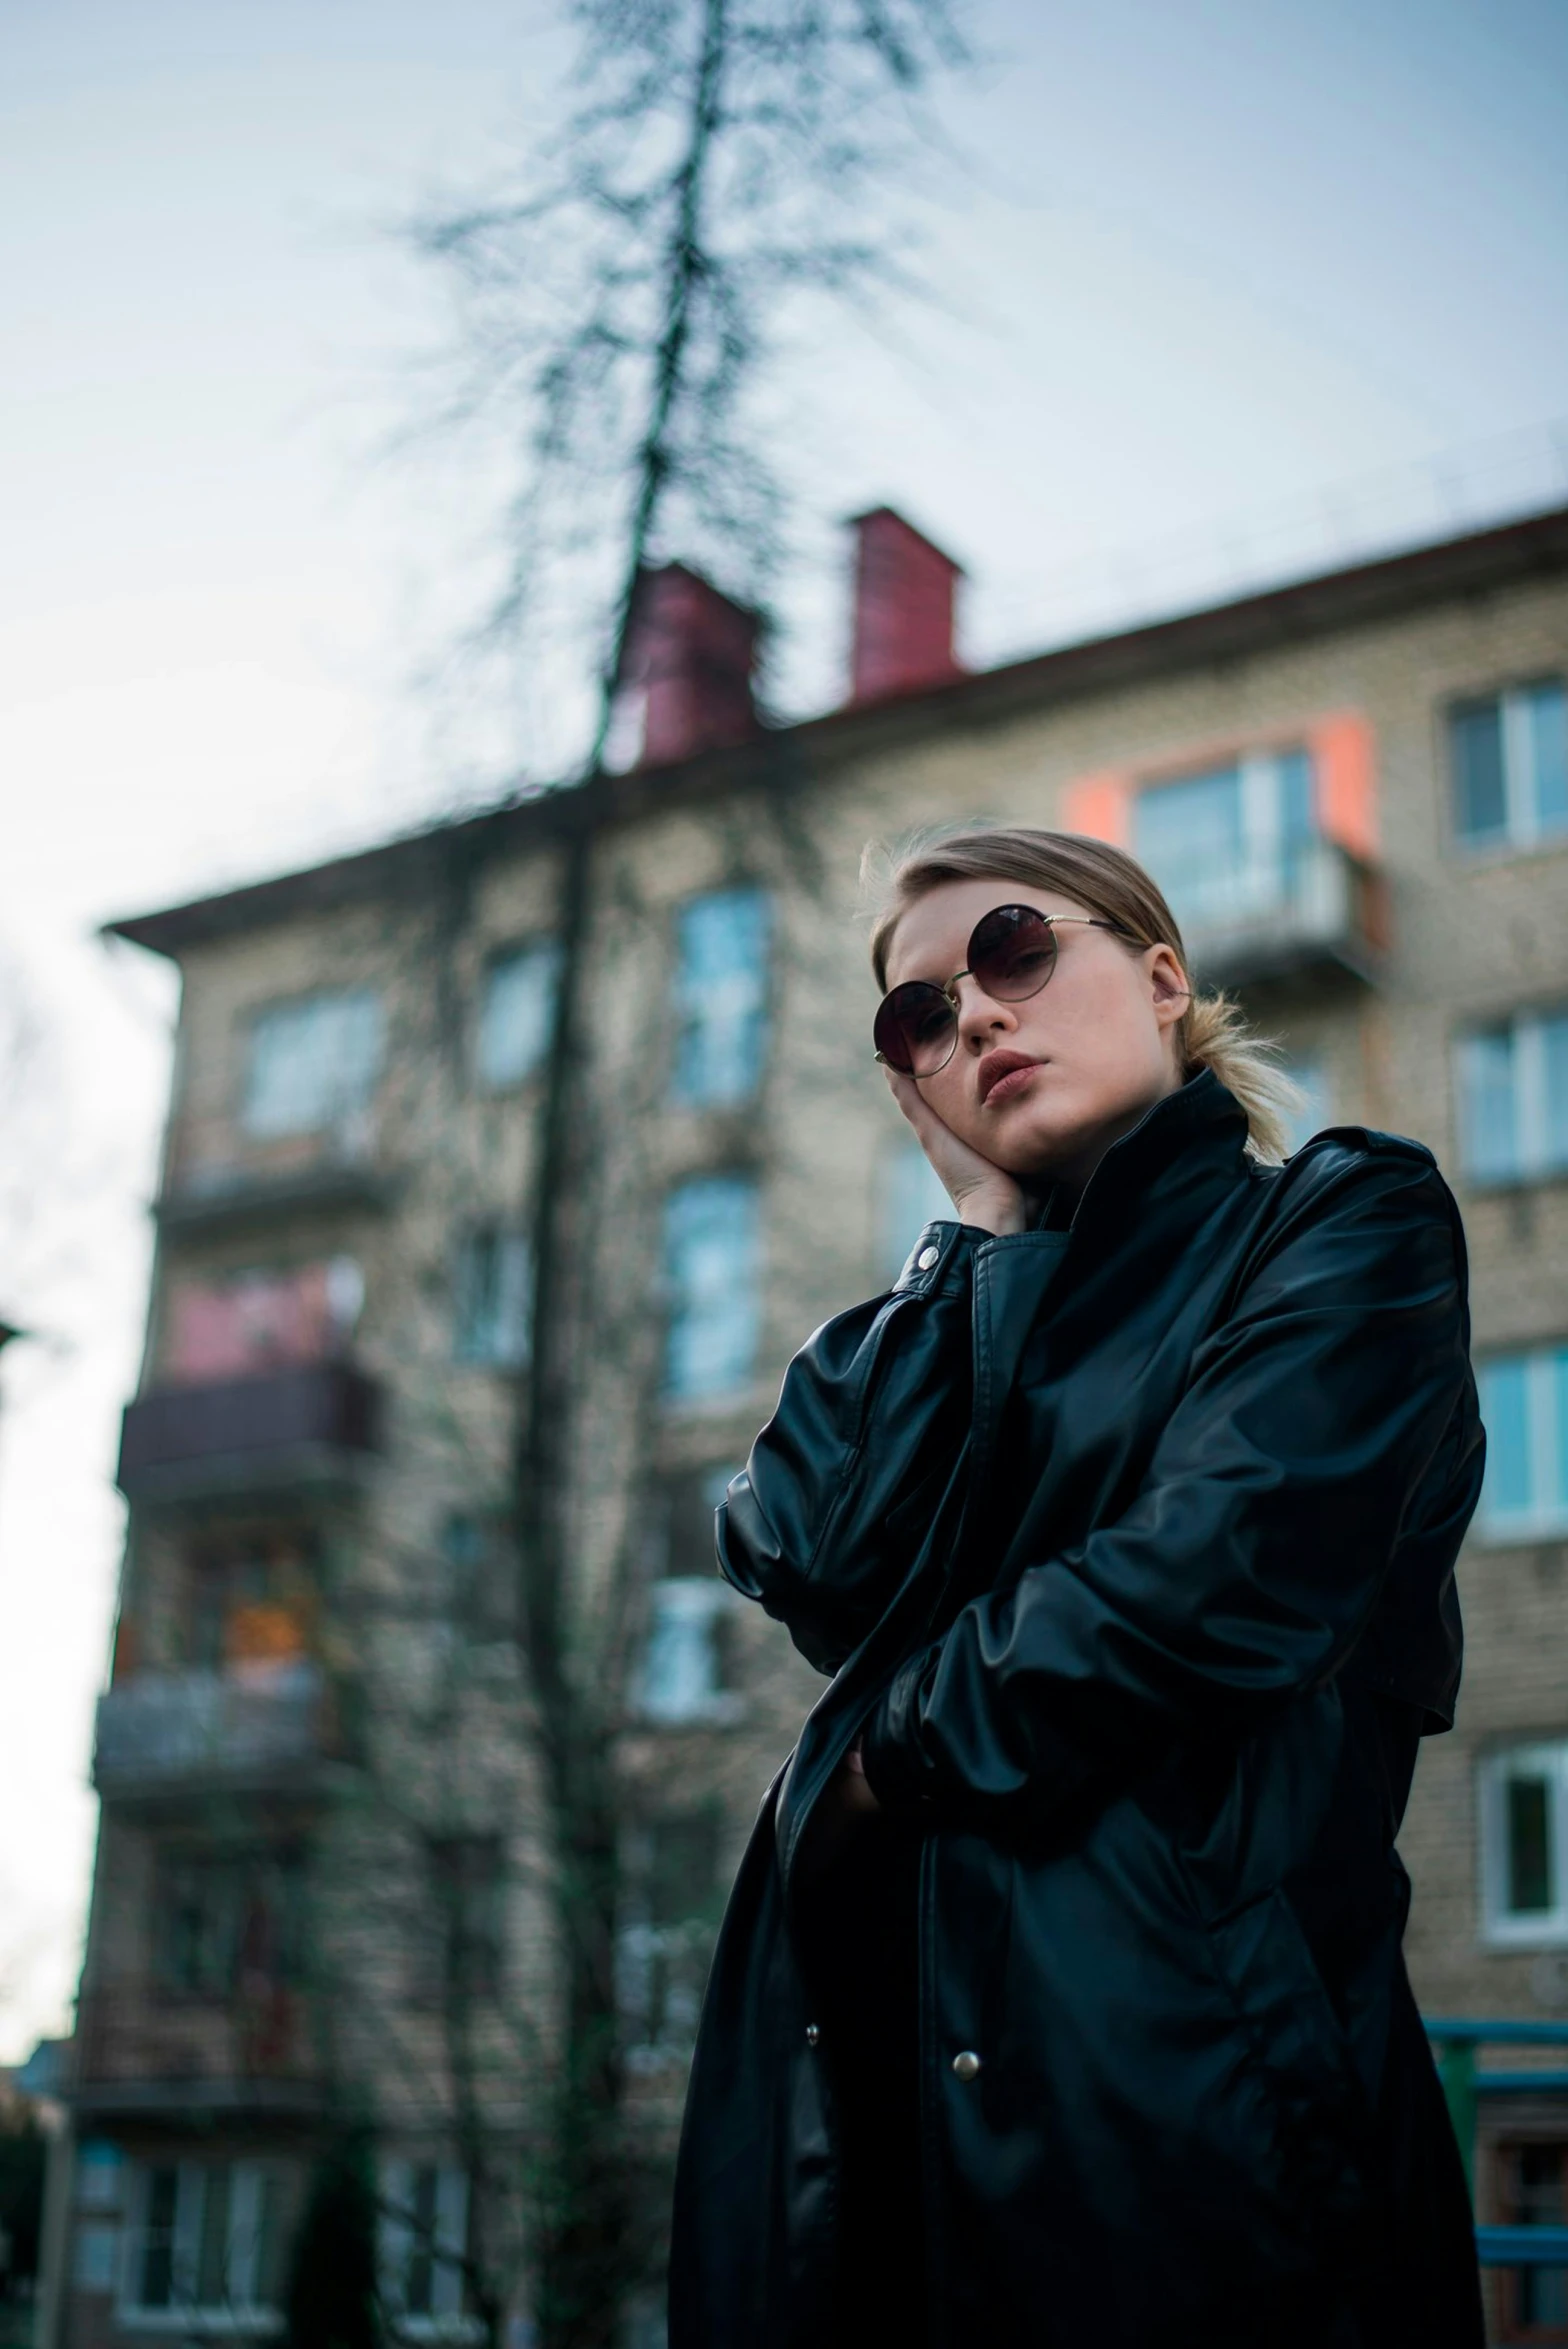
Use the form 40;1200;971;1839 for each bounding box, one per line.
2;0;1566;2060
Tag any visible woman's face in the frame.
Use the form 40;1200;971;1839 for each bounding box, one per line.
880;876;1191;1187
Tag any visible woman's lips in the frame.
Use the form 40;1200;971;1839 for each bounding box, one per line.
978;1054;1044;1106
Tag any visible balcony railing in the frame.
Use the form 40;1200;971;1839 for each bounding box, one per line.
71;1986;326;2119
116;1360;382;1502
93;1661;336;1801
157;1116;396;1240
1429;2017;1568;2284
1154;837;1385;988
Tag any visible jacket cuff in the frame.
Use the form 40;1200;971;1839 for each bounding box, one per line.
859;1646;941;1810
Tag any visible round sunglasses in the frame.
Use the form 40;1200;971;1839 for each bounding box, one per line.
873;902;1134;1079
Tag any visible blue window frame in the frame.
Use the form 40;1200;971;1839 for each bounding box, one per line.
1476;1345;1568;1542
671;890;771;1106
663;1177;760;1401
1456;1009;1568;1186
1452;679;1568;850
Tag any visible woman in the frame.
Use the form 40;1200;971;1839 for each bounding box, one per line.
670;829;1485;2349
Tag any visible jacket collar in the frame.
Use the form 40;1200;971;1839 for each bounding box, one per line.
1065;1068;1252;1244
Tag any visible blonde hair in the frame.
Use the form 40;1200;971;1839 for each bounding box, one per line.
864;826;1301;1164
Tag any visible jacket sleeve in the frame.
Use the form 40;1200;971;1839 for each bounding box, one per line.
717;1221;979;1676
860;1146;1479;1819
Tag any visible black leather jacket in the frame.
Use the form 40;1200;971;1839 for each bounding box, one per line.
669;1075;1485;2348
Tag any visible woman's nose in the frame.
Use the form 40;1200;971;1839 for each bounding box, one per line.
953;979;1018;1051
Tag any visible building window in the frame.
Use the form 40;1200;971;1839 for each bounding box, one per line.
122;2160;283;2316
1132;747;1319;936
76;2140;125;2212
877;1138;954;1286
377;2161;470;2323
619;1809;723;2070
184;1525;316;1673
242;989;383;1142
1456;1009;1568;1187
639;1580;741;1726
671;889;771;1106
1477;1346;1568;1544
1481;1744;1568;1945
167;1257;363;1384
639;1468;741;1725
1451;678;1568;851
663;1178;760;1402
477;942;560;1091
72;2221;119;2293
152;1848;304;1997
453;1227;531;1367
1494;2142;1568;2338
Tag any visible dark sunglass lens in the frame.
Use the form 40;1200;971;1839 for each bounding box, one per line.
970;905;1058;1001
875;982;957;1075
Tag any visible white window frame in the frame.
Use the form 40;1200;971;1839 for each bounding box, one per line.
117;2159;283;2333
1456;1009;1568;1188
637;1578;744;1726
241;989;384;1146
1480;1743;1568;1948
1132;745;1330;936
1453;679;1568;852
1476;1346;1568;1544
377;2160;479;2340
618;1911;715;2073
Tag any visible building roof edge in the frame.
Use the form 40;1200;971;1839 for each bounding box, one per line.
105;501;1568;959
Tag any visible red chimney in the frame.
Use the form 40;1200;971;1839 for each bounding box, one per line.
615;564;761;769
849;507;964;705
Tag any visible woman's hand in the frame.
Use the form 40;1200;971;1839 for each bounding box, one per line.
885;1066;1031;1236
796;1742;882;1885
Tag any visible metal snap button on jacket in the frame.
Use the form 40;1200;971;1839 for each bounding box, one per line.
805;2024;820;2047
917;1244;940;1270
951;2050;981;2082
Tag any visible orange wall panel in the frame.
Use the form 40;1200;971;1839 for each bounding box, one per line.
1309;713;1379;860
1061;773;1131;845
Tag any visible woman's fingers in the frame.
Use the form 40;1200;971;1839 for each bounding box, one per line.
883;1066;1007;1188
882;1066;1031;1237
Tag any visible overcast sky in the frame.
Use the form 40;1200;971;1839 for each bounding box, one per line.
2;0;1566;2060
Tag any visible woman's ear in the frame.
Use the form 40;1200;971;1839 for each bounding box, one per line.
1147;946;1192;1032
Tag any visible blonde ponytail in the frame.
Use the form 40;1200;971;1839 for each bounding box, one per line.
1178;989;1302;1165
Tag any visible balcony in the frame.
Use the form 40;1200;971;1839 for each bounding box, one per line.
155;1143;398;1242
70;1986;327;2120
94;1661;340;1804
1159;838;1385;990
117;1360;383;1503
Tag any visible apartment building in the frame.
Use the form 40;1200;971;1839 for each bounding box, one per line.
47;500;1568;2344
